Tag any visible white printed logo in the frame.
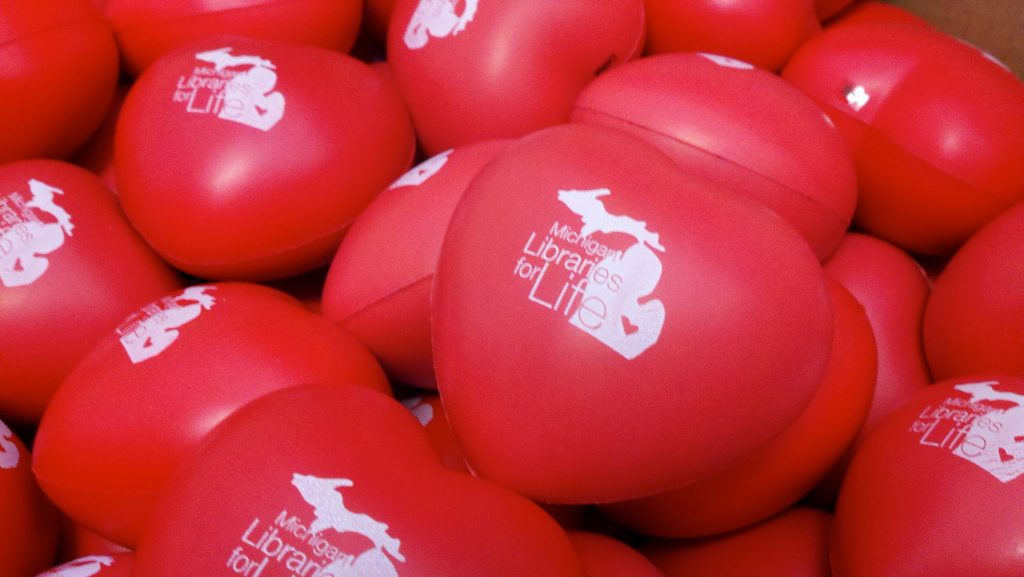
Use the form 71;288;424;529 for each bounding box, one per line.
698;53;755;70
229;473;404;577
513;188;666;360
404;0;478;50
172;48;285;131
910;380;1024;483
38;556;114;577
0;420;19;470
401;397;435;426
389;149;453;190
117;286;217;364
0;179;73;288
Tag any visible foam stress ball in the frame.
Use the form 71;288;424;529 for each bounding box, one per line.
387;0;645;155
568;531;665;577
925;201;1024;380
35;554;133;577
0;0;118;164
810;232;934;504
0;419;59;577
433;123;833;504
104;0;363;77
0;160;180;425
824;233;932;432
134;384;586;577
32;282;389;548
832;376;1024;577
644;508;833;577
401;394;469;473
604;279;875;537
783;21;1024;256
572;52;857;260
323;140;511;387
71;84;128;194
116;36;415;281
643;0;820;71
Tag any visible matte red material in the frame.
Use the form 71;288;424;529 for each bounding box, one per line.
32;282;390;548
832;376;1024;577
568;531;665;577
783;21;1024;255
825;233;932;432
643;0;820;71
72;83;128;194
116;36;415;281
604;279;875;537
815;0;854;21
433;124;832;503
825;1;930;28
0;160;180;424
400;394;469;473
0;0;119;163
57;517;131;563
812;232;932;503
644;508;833;577
924;201;1024;380
572;52;858;260
0;419;58;577
323;140;511;387
387;0;645;154
134;385;585;577
105;0;362;76
35;554;133;577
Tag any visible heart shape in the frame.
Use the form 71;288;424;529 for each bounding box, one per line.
32;283;389;547
621;315;640;335
133;385;583;577
432;124;832;503
999;447;1014;463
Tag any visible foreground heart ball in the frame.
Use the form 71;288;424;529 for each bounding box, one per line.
0;0;119;163
0;160;179;424
832;376;1024;577
0;419;58;577
924;202;1024;380
323;140;511;387
104;0;362;76
134;384;585;577
33;282;389;547
433;123;833;503
387;0;645;154
642;0;819;71
116;37;415;280
604;279;875;537
572;52;857;260
783;21;1024;255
